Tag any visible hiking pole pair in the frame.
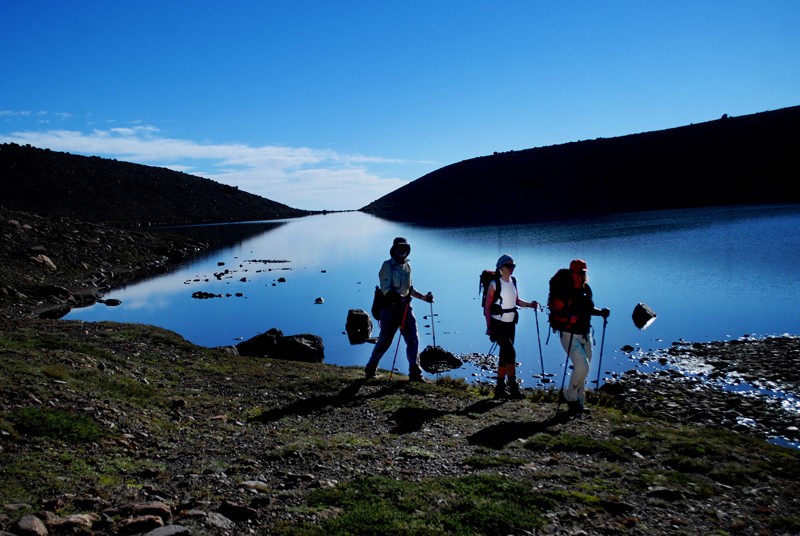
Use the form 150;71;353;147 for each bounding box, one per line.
389;301;410;380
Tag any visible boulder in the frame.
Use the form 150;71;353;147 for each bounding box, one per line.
419;345;463;374
345;309;373;344
236;328;324;363
632;302;657;330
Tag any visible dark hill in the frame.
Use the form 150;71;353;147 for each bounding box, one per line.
0;143;311;226
361;106;800;225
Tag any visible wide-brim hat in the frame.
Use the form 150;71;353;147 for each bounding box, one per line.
390;236;411;257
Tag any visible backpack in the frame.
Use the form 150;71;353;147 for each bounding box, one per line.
371;285;385;320
479;270;517;313
547;268;574;333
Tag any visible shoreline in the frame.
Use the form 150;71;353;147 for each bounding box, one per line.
2;205;799;449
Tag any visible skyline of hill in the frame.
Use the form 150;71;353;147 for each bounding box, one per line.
2;104;798;228
0;143;311;226
361;105;800;225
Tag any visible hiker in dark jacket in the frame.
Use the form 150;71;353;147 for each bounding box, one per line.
484;254;539;399
549;259;610;414
365;237;433;382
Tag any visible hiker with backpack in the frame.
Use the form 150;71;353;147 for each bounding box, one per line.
364;237;434;382
548;259;610;415
483;254;540;399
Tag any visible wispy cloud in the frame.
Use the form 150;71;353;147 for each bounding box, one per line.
0;124;420;211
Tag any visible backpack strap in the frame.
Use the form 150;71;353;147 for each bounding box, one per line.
494;275;518;313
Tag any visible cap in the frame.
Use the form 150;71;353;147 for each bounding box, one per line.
569;259;588;273
390;236;411;257
496;254;514;269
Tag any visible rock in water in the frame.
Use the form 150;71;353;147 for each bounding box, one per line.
419;345;463;373
632;302;657;330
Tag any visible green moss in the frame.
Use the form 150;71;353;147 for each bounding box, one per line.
8;407;105;442
287;474;554;535
523;432;629;461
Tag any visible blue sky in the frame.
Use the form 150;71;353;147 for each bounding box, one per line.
2;1;798;211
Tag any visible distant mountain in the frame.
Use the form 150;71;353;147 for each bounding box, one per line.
361;106;800;225
0;143;311;226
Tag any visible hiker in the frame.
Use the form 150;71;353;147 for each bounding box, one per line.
485;254;539;399
550;259;610;414
364;237;434;382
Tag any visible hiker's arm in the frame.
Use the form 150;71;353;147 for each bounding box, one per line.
592;307;611;318
518;297;540;310
411;288;433;302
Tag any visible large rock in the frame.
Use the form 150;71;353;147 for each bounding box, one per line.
345;308;373;344
419;345;463;374
236;328;324;363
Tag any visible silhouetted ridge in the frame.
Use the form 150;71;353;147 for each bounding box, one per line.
361;106;800;225
0;143;311;226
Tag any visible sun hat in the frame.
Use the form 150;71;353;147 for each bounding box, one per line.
390;237;411;258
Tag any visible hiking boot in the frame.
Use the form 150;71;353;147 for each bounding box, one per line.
408;371;427;383
567;401;585;415
493;377;507;399
364;366;378;379
407;364;427;382
507;378;525;399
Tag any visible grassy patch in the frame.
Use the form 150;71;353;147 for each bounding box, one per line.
373;394;431;414
7;407;105;442
523;432;629;461
464;451;528;469
42;363;69;380
769;515;800;533
280;474;554;535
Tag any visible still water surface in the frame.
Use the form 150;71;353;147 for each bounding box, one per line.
67;204;800;389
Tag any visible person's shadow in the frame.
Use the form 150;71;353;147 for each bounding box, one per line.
248;378;571;448
248;378;408;423
385;397;571;443
465;411;573;449
248;378;372;423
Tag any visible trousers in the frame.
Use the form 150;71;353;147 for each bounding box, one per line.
560;331;593;404
365;302;420;373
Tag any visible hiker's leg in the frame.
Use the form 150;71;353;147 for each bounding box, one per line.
495;321;516;378
401;307;422;374
501;323;524;397
562;333;590;403
574;334;593;404
366;307;400;371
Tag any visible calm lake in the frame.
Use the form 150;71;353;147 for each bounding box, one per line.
67;204;800;390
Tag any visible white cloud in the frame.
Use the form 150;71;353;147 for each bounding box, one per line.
1;126;419;210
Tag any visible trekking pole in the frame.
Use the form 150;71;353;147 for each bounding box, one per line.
389;301;410;381
429;301;437;348
557;332;574;412
594;316;608;392
534;306;547;382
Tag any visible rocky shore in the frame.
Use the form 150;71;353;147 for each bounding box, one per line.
1;207;799;535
